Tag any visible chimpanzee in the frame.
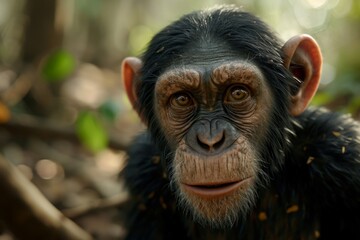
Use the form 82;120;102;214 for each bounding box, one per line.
120;5;360;240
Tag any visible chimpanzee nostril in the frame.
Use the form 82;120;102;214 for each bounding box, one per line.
197;136;211;151
196;130;225;152
213;132;225;150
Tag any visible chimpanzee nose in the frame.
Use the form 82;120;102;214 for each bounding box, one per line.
186;119;237;154
196;129;225;152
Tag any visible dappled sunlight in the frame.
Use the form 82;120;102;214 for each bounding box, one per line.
35;159;64;180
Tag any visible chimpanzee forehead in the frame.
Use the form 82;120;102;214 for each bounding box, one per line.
171;39;248;67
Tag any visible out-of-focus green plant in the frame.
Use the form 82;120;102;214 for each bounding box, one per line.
75;111;108;152
99;101;120;121
42;50;76;83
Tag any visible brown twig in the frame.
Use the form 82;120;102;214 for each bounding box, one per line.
63;193;129;219
0;155;93;240
0;114;130;150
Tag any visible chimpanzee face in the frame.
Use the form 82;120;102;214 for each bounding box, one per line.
122;7;322;228
154;57;273;226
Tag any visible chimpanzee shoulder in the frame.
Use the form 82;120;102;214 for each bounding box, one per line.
282;107;360;238
122;107;360;239
289;106;360;199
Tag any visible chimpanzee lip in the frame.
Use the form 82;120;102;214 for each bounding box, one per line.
181;177;253;198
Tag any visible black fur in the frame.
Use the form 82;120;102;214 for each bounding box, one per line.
122;6;360;240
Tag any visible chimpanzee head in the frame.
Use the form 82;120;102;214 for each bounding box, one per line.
122;6;322;227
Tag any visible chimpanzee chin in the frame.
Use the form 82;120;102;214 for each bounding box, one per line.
121;5;360;240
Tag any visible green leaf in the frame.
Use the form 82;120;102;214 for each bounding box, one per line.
99;101;120;121
76;111;108;152
42;50;76;82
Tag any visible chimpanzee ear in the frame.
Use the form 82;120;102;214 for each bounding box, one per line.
121;56;142;113
282;34;322;116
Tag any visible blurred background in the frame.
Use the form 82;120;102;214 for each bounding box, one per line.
0;0;359;239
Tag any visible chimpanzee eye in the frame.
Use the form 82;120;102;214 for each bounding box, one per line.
170;92;194;108
225;85;250;103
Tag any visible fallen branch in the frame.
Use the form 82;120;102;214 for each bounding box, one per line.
0;155;93;240
0;114;130;150
63;192;129;219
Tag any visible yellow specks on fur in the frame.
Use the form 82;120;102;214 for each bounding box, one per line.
306;156;315;164
258;212;267;221
342;146;346;154
286;204;299;214
332;131;341;137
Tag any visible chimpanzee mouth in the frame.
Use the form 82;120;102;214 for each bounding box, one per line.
181;177;253;198
196;182;237;189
